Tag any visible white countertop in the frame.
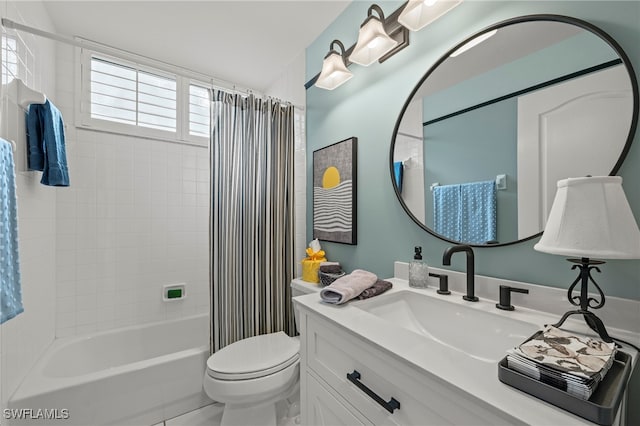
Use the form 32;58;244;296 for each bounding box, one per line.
293;276;639;426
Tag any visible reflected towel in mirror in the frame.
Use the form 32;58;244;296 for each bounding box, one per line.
393;161;403;193
433;180;496;244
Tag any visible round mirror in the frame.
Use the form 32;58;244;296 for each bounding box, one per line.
390;14;638;247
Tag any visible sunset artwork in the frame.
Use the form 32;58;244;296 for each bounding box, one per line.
313;138;357;245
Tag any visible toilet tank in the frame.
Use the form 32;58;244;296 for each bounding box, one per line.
290;278;321;333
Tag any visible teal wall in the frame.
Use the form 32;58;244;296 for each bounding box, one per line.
306;0;638;298
306;1;639;422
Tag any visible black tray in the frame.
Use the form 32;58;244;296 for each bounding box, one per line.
498;351;632;425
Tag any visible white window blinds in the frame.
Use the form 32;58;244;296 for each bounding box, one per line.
90;57;177;132
189;84;210;138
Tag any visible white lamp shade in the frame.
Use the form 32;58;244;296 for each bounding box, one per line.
534;176;640;259
349;17;398;66
398;0;463;32
315;52;353;90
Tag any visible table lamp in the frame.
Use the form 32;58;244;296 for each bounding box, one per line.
534;176;640;343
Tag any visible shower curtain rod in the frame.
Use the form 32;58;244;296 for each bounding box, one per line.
0;18;253;96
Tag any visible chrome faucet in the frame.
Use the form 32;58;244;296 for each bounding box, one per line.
442;245;478;302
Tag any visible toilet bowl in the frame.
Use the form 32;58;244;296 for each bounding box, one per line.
203;279;319;426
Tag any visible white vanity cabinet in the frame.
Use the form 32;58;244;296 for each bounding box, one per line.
305;371;370;425
298;309;523;426
294;273;637;426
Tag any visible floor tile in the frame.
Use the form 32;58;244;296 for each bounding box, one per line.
165;403;224;426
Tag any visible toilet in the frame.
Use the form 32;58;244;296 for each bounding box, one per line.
203;279;320;426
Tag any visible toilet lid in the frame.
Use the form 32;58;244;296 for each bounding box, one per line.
207;332;300;380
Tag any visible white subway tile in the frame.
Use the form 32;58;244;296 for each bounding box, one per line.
182;153;196;169
76;278;98;296
56;296;76;314
57;233;77;251
75;324;98;336
76;309;98;326
51;126;210;342
196;154;209;170
56;326;75;338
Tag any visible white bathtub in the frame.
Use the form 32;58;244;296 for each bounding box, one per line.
8;314;212;425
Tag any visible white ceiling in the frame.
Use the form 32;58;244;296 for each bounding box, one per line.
43;1;351;92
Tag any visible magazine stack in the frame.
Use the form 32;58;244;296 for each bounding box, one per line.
506;325;616;400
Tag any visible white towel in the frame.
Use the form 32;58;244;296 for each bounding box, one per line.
320;269;377;305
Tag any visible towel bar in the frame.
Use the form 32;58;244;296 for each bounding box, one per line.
430;175;507;191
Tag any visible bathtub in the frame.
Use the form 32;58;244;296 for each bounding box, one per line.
8;314;212;425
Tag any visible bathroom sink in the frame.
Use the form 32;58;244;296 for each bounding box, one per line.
355;290;539;362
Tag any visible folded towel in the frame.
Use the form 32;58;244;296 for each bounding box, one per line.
320;269;377;305
1;138;24;324
357;279;393;300
319;263;343;274
26;99;70;186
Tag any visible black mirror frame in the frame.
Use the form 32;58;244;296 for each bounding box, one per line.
389;14;639;248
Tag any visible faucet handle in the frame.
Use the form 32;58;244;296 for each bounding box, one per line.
496;285;529;311
429;273;450;295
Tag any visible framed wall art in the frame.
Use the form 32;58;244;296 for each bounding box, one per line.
313;137;357;245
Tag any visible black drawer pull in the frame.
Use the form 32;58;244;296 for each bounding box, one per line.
346;370;400;413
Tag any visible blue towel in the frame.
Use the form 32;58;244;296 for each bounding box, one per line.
0;138;24;324
460;180;496;244
26;99;69;186
433;184;461;240
433;180;497;244
393;161;403;193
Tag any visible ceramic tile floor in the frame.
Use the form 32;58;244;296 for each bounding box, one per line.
162;403;224;426
155;394;301;426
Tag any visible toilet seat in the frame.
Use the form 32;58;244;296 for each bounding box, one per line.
206;331;300;381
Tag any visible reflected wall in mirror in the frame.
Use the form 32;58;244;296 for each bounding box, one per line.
391;15;638;247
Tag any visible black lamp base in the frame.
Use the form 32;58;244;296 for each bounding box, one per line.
552;309;613;343
551;257;613;343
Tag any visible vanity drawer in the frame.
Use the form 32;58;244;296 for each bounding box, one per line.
305;371;372;426
305;315;522;426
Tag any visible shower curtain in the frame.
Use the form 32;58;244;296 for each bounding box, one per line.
209;89;295;353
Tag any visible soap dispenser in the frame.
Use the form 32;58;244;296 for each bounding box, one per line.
409;246;429;288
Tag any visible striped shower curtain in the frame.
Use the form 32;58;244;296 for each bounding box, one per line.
209;89;296;353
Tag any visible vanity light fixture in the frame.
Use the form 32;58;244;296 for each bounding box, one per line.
398;0;463;32
308;0;464;90
349;4;399;66
450;29;498;57
534;176;640;343
315;40;354;91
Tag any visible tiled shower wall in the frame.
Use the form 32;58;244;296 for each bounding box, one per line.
54;45;210;338
0;0;57;410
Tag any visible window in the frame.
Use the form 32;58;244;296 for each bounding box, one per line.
2;30;36;90
90;57;177;132
2;35;18;84
81;52;210;145
189;84;210;138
